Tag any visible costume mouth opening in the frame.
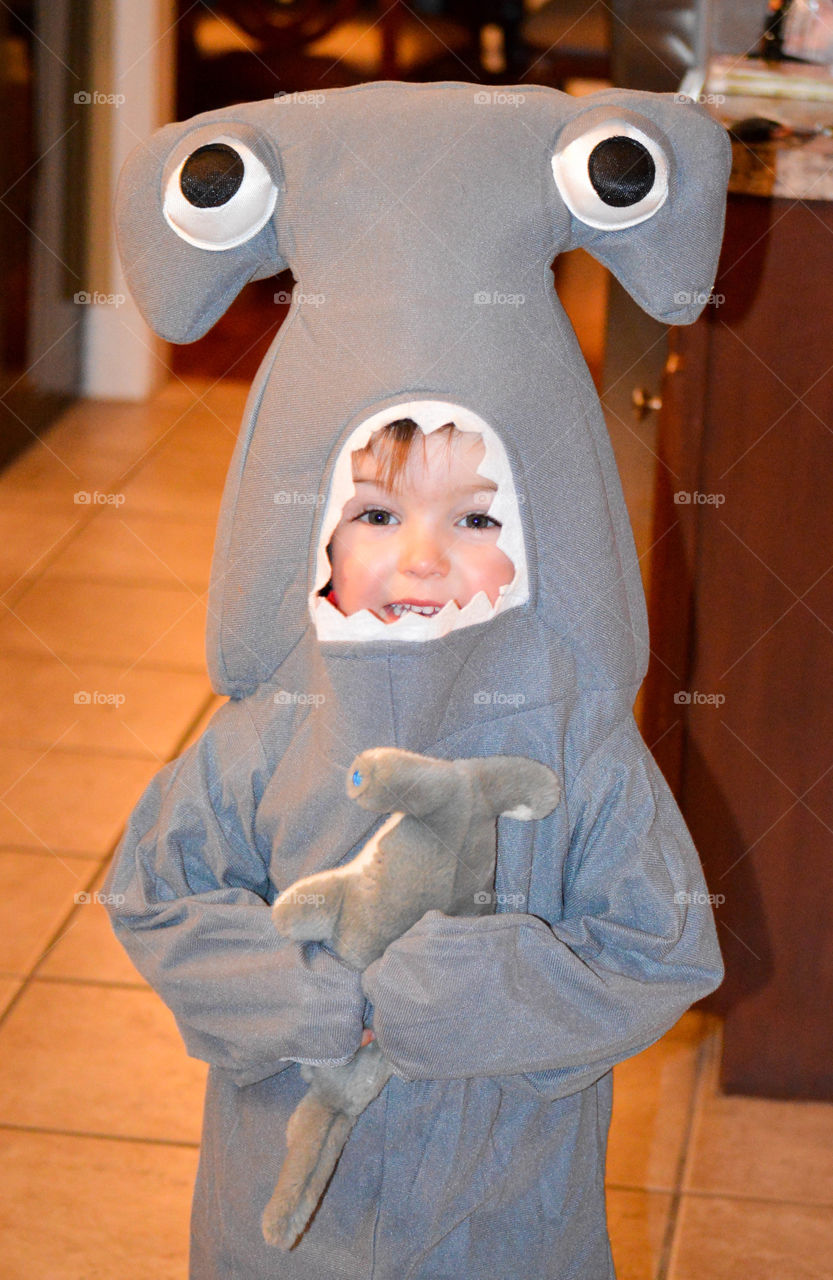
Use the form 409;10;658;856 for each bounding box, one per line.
309;400;530;642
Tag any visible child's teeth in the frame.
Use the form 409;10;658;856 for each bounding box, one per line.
390;603;440;616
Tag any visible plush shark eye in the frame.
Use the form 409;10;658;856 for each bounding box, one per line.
552;121;668;231
163;137;277;251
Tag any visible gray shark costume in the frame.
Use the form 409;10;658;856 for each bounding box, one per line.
104;83;731;1278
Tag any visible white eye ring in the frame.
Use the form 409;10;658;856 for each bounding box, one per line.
552;120;668;231
163;135;277;251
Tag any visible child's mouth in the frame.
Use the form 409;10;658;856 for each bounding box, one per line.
382;600;445;620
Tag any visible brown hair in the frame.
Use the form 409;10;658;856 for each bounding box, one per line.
356;417;459;493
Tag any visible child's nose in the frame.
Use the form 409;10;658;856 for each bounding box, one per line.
398;524;448;577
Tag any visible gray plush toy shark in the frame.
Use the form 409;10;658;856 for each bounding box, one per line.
262;746;561;1248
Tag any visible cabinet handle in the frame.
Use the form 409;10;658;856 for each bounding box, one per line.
632;386;663;419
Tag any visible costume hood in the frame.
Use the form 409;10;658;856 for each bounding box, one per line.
116;82;730;708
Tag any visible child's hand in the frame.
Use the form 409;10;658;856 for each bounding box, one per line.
360;1028;375;1047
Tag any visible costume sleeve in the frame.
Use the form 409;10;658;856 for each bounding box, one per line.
102;697;366;1087
361;714;723;1091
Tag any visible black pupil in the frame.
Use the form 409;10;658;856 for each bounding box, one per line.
180;144;245;208
587;136;655;208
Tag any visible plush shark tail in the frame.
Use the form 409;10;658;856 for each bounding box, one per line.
475;756;561;822
271;872;347;948
262;1043;394;1250
261;1091;356;1250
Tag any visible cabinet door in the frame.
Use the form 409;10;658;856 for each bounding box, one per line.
0;2;87;469
649;194;833;1099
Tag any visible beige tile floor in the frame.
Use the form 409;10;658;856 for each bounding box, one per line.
2;335;831;1278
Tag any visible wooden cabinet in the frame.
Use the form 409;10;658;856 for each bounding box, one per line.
644;193;833;1100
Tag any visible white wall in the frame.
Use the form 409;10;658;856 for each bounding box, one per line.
81;0;176;400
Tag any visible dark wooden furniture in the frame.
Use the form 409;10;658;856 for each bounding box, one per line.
0;1;75;470
644;190;833;1100
521;0;612;86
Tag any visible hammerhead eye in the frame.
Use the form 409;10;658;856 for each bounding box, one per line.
163;136;277;251
588;136;655;206
180;144;244;207
552;121;668;231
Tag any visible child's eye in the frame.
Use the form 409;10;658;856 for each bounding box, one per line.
458;512;501;530
356;507;397;526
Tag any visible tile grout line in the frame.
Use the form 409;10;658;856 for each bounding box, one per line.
0;844;114;860
0;686;220;1035
23;572;212;591
0;737;206;764
605;1175;833;1210
0;647;208;676
0;1120;200;1150
6;974;148;992
0;429;196;593
0;382;241;612
654;1015;719;1280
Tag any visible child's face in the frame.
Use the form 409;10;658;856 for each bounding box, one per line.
329;430;515;623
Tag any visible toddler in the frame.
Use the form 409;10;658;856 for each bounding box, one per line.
323;416;514;623
105;408;723;1280
107;73;731;1280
